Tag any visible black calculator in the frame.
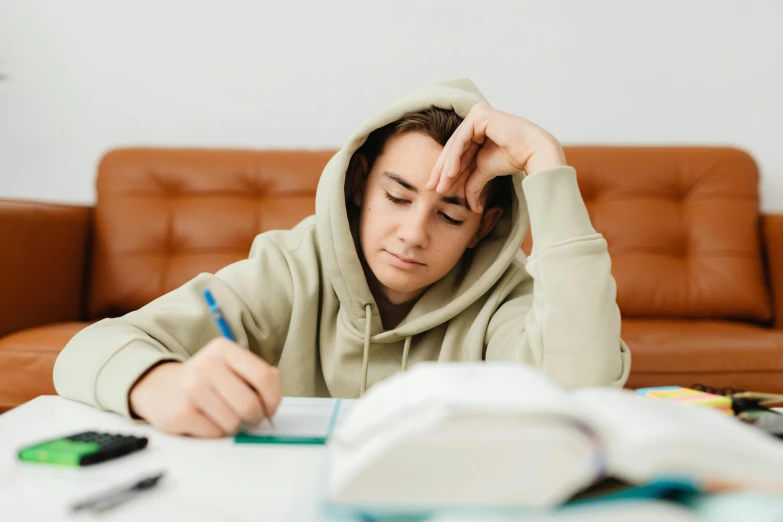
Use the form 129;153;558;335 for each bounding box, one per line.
18;431;148;466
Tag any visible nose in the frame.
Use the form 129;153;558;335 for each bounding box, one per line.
396;206;429;248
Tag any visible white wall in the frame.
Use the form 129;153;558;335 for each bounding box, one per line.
1;0;782;211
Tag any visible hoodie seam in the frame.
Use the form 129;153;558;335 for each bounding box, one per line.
483;260;533;360
487;260;522;330
286;222;318;254
90;337;143;406
264;221;317;256
528;233;606;261
489;263;526;320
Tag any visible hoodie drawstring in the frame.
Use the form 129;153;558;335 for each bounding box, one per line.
401;335;411;371
361;304;372;395
359;303;413;396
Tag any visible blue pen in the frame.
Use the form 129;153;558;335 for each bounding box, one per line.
202;288;275;429
202;288;237;341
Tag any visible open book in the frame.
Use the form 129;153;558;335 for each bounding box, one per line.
324;362;783;517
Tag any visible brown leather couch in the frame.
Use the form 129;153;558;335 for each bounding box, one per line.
1;146;782;413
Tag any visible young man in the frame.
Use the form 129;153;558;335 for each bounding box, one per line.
54;79;630;438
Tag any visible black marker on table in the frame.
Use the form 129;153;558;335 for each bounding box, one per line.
71;471;166;513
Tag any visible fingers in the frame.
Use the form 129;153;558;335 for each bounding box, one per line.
181;410;224;438
440;141;480;193
428;105;488;194
251;364;282;419
211;365;266;425
184;372;242;434
428;134;474;194
428;119;466;191
222;344;283;417
465;168;488;213
427;147;447;190
440;121;479;192
461;160;489;214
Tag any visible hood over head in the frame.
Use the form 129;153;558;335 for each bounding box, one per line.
315;78;528;353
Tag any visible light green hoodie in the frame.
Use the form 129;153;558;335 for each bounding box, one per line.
54;79;630;417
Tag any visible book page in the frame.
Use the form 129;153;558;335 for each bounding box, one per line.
571;387;783;488
333;362;581;446
325;364;604;511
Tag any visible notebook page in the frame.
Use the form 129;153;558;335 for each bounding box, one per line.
241;397;340;438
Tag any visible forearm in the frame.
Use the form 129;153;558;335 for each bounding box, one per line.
485;167;630;387
54;320;187;417
54;253;293;417
525;235;628;387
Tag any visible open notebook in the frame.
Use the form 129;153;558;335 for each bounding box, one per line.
322;362;783;519
235;397;354;444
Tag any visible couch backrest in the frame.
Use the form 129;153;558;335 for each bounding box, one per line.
524;146;770;322
90;146;772;323
89;148;331;318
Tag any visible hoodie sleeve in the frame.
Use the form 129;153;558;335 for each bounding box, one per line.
484;166;631;388
53;234;295;418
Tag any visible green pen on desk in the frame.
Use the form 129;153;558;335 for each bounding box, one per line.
202;288;276;429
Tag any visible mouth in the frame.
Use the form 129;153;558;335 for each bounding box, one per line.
384;250;426;268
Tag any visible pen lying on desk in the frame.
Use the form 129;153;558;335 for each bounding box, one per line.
202;288;276;429
71;471;165;513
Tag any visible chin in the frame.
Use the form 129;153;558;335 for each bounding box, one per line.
374;267;427;297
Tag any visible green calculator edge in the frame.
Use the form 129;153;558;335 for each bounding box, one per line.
18;439;101;467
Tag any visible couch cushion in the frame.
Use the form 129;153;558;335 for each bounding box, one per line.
623;319;783;393
568;147;771;323
0;201;92;338
89;149;333;318
0;322;91;412
92;147;772;323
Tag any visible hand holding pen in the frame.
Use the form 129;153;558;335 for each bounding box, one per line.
127;289;282;438
202;288;277;429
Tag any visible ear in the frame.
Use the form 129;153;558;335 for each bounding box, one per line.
347;153;369;207
467;206;504;248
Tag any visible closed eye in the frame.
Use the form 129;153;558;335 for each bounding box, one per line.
440;212;463;226
386;192;463;226
385;192;408;205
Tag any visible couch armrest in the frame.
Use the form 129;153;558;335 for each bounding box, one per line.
0;200;92;338
764;213;783;329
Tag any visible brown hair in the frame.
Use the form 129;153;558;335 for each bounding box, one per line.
351;107;510;210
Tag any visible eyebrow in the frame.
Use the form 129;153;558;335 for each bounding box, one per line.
383;171;469;209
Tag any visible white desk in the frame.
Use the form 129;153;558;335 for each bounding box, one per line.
0;396;328;522
4;396;766;522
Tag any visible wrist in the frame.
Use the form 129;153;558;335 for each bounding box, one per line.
128;361;181;419
523;132;567;176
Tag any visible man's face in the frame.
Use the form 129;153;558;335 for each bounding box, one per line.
353;132;498;305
